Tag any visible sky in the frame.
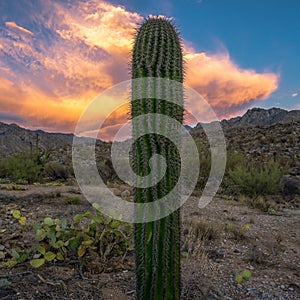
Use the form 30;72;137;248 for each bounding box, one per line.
0;0;299;136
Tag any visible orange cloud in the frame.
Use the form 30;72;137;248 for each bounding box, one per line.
0;74;83;132
185;49;279;118
0;1;142;132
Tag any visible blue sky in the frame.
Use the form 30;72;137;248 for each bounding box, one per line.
0;0;299;133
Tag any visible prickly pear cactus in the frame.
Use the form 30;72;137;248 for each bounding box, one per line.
131;16;184;299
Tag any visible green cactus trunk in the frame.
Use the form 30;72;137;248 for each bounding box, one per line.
131;17;184;299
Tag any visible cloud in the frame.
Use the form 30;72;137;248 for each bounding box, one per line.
0;0;142;132
185;49;279;118
0;111;26;124
0;0;279;136
5;21;34;36
0;74;82;132
291;92;298;97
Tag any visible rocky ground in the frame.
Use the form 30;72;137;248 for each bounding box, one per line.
0;184;299;299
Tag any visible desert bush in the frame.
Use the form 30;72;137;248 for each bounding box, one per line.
197;143;211;190
0;152;44;184
219;150;247;195
184;139;211;190
44;161;69;180
0;134;49;184
228;160;283;196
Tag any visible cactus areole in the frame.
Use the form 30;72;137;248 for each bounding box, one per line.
131;16;184;299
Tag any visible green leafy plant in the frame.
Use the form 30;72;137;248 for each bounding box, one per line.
11;209;26;226
224;223;233;230
131;16;184;299
267;207;277;215
235;269;252;284
55;190;61;197
241;223;251;231
3;205;133;269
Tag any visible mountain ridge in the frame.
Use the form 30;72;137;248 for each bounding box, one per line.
1;107;300;158
194;107;300;131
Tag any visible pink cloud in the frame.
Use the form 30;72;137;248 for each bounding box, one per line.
5;21;34;36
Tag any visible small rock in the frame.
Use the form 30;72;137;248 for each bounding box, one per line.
0;251;5;259
121;189;131;199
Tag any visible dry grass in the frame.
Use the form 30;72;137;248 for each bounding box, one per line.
181;215;222;258
239;195;276;212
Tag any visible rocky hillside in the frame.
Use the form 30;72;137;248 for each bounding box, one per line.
221;107;300;129
194;107;300;131
0;122;74;158
191;107;300;168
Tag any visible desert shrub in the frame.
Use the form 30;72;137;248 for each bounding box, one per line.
219;150;247;195
183;139;211;190
226;150;247;171
197;144;211;190
228;160;283;196
44;162;69;180
0;152;44;184
0;134;49;184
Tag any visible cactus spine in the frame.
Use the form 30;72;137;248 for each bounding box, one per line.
131;17;184;299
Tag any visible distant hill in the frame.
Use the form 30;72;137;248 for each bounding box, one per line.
220;107;300;130
193;107;300;131
0;122;74;158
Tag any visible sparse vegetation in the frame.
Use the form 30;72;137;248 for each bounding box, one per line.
240;195;277;213
65;196;81;205
0;134;49;184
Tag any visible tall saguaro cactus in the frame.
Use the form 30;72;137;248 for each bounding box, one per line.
131;16;184;299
